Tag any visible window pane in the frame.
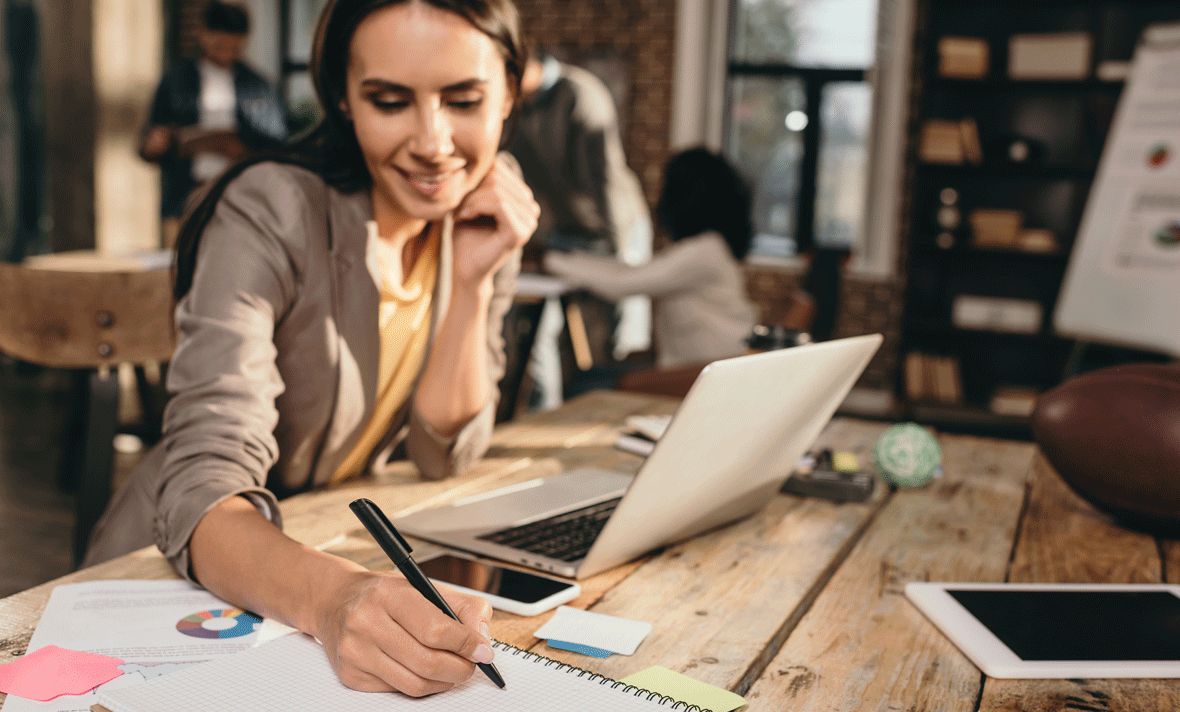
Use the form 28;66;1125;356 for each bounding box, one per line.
814;82;871;250
285;72;321;136
732;0;878;68
287;0;330;63
726;76;806;257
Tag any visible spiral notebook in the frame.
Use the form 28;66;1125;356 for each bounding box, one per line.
92;633;710;711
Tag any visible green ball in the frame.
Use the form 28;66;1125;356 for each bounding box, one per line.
874;423;941;487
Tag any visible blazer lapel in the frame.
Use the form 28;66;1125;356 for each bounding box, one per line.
311;184;380;485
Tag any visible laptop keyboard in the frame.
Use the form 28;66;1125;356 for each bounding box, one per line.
476;498;622;562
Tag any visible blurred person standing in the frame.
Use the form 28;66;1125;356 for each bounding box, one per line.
506;48;652;407
139;0;287;246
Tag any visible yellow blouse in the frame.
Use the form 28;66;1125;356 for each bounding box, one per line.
331;220;440;483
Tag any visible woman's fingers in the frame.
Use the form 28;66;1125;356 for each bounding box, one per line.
456;159;539;238
439;584;495;645
323;572;495;697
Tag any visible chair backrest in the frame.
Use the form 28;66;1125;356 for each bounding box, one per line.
0;263;175;368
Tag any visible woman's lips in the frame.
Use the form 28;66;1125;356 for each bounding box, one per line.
399;168;459;199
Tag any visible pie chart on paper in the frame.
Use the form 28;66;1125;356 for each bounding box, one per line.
175;609;262;639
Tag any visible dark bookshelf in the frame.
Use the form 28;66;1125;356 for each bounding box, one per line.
899;0;1180;434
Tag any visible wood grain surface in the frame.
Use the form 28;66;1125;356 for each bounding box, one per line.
4;390;1179;711
743;432;1036;711
977;455;1180;712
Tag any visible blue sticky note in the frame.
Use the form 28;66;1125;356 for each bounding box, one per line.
546;639;613;658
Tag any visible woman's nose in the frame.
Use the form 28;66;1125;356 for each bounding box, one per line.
410;104;454;159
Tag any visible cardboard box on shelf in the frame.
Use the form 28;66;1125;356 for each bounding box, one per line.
952;295;1043;334
919;120;966;164
970;208;1024;248
959;117;984;165
990;385;1041;417
938;36;989;79
1017;228;1059;253
1008;32;1092;80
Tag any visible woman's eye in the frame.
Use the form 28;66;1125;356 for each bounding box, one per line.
448;97;483;111
368;96;408;111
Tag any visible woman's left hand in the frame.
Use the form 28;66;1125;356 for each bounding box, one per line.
451;157;539;290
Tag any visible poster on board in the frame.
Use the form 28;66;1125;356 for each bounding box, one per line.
1054;23;1180;357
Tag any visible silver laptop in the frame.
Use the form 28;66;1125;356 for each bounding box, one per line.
393;333;883;579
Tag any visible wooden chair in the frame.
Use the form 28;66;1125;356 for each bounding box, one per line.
0;261;174;565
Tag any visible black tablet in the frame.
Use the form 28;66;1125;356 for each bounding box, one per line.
906;582;1180;678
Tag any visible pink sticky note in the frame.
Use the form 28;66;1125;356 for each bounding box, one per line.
0;645;124;702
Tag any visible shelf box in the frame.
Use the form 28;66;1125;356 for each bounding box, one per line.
1008;32;1092;81
951;295;1043;334
919;120;966;164
990;385;1041;417
938;36;989;79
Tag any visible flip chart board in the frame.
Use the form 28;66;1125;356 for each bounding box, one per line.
1054;23;1180;356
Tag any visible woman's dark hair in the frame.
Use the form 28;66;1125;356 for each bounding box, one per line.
174;0;527;300
655;147;754;261
203;1;250;35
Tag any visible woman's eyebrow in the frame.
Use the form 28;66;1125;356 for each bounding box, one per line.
358;78;488;92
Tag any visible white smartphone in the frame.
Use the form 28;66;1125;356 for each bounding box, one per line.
906;582;1180;678
417;551;581;617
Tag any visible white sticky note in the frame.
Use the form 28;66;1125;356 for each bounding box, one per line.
533;606;653;656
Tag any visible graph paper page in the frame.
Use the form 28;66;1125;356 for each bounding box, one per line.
96;633;701;711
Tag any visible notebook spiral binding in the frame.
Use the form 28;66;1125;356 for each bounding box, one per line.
490;640;712;712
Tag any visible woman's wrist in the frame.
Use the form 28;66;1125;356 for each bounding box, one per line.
303;553;370;641
450;274;495;309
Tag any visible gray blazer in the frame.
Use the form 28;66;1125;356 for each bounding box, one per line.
85;161;517;577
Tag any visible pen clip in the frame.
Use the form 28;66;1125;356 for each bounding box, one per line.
350;498;413;557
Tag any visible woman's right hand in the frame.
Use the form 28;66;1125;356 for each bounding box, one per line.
315;569;495;697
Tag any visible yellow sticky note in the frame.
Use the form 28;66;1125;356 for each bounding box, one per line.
831;450;859;472
619;665;747;712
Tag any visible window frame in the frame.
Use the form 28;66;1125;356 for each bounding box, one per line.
671;0;915;278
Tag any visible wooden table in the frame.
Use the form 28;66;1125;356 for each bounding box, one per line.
2;390;1178;710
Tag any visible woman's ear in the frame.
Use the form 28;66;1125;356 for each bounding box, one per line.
339;98;352;122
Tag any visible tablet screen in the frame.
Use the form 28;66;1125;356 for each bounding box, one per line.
947;589;1180;661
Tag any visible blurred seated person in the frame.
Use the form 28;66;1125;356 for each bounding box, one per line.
138;1;288;246
544;147;757;369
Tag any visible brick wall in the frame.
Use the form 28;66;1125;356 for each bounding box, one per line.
514;0;676;209
745;266;904;392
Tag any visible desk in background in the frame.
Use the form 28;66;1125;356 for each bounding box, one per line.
1;390;1178;710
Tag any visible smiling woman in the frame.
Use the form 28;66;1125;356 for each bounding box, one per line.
82;0;538;699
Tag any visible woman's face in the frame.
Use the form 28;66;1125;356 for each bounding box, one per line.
342;1;514;225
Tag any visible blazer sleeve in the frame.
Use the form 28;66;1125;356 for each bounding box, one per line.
405;248;517;481
154;164;305;581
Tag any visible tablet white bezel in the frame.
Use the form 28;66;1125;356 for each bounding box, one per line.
905;582;1180;678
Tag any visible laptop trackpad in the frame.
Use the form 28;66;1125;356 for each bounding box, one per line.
392;468;634;534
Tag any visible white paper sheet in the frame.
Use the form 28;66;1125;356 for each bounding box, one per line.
1;580;263;712
532;606;653;656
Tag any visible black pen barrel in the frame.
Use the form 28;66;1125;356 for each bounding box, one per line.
349;498;506;689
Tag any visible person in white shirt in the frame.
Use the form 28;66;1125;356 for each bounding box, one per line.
139;1;287;246
545;147;758;368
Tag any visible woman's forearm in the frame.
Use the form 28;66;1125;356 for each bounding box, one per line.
413;279;494;437
189;496;496;695
189;495;364;638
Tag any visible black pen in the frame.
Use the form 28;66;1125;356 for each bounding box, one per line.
349;498;506;689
